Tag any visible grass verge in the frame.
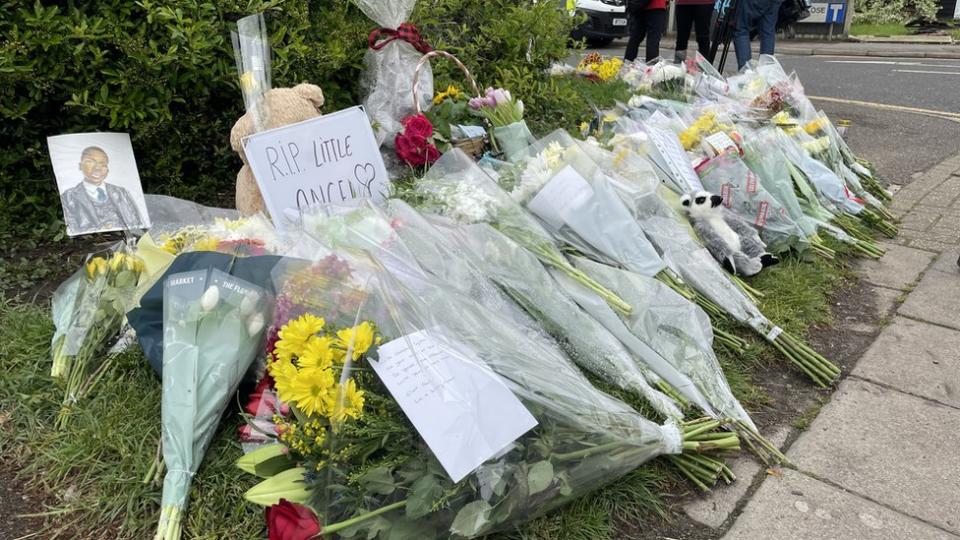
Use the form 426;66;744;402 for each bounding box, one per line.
850;23;914;37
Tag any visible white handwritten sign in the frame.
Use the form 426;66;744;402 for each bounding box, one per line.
370;329;537;482
645;125;704;193
244;106;389;231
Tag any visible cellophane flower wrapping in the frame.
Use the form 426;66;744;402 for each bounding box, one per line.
581;135;771;331
442;220;682;420
694;151;809;255
156;268;270;540
353;0;433;146
246;248;682;539
500;129;668;278
567;256;757;432
296;200;681;420
231;13;272;132
50;242;145;427
741;128;819;238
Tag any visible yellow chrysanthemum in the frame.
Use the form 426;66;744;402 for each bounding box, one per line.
334;321;375;361
299;336;336;371
275;314;326;362
330;378;365;423
268;357;300;400
803;118;828;136
284;367;337;417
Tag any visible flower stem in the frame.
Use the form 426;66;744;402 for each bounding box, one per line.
322;500;407;535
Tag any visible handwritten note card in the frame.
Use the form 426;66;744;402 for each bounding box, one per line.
528;165;595;230
370;330;537;482
243;106;390;231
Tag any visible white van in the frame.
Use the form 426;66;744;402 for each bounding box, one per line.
566;0;629;46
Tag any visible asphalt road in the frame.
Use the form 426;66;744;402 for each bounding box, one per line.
589;41;960;184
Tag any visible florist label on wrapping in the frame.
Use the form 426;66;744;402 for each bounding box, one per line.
244;106;389;231
370;329;537;483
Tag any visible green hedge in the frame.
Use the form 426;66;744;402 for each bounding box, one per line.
0;0;577;241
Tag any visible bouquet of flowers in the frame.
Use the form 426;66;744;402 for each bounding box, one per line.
576;52;624;82
415;149;632;316
50;244;145;429
469;87;532;161
154;268;270;540
622;59;690;102
577;134;841;388
239;251;740;538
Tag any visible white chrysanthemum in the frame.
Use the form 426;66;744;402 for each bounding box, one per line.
445;182;501;223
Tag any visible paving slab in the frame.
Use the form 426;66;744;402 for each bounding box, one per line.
856;244;936;291
723;468;959;540
787;379;960;535
853;317;960;408
898;269;960;331
683;427;790;529
841;286;902;334
930;250;960;273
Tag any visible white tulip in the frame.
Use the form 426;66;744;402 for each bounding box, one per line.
247;313;265;337
200;285;220;312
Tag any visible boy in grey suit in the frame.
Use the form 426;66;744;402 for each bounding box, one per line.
60;146;145;235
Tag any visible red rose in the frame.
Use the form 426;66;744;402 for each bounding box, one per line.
423;142;440;164
266;499;322;540
401;114;433;139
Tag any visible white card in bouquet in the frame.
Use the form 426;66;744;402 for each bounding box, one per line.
704;131;738;156
243;106;389;232
527;165;595;230
370;329;537;482
645;126;704;193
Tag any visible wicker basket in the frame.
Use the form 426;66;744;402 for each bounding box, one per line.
412;50;488;159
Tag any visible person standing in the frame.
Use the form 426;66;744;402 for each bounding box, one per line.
734;0;785;69
673;0;714;62
624;0;669;63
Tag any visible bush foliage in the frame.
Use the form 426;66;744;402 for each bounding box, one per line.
0;0;578;242
853;0;939;24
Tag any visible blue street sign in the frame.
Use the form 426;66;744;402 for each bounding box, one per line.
826;3;846;24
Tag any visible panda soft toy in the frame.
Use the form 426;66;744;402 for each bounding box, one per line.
680;190;779;276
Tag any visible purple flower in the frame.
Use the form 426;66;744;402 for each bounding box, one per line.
469;96;483;109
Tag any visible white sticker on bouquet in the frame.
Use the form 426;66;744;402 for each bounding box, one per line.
370;329;537;482
645;126;704;192
527;165;595;230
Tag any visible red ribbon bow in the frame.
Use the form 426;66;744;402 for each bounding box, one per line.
368;22;433;54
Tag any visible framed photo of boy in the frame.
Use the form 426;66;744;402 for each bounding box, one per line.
48;132;151;236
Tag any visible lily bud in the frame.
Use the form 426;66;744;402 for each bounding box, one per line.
247;313;265;337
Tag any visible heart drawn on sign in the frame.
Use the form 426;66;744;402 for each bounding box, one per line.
354;163;377;196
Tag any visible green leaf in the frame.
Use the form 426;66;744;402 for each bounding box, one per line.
405;474;443;519
360;465;396;496
450;500;492;537
243;467;309;506
527;460;554;495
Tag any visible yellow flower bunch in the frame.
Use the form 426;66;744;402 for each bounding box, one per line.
594;57;623;81
802;136;831;155
85;252;145;280
269;314;374;423
770;111;798;127
803;117;829;136
432;85;464;105
679;111;739;150
577;54;623;82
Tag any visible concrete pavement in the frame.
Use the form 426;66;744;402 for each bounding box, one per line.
701;152;960;539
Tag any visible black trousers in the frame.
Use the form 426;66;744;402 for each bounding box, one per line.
674;4;713;61
624;8;667;63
